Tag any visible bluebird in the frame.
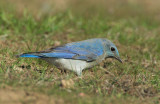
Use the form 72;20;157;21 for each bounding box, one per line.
18;38;122;76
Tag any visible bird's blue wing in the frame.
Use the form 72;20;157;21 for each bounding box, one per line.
19;39;105;61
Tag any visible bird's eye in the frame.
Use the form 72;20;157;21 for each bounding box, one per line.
110;47;115;52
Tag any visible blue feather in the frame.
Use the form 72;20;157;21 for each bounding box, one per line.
41;52;75;58
19;54;41;58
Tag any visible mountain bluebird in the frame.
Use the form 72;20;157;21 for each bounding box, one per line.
18;38;122;76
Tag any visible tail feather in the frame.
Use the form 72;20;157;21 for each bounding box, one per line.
17;53;42;58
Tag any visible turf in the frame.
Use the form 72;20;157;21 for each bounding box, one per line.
0;1;160;104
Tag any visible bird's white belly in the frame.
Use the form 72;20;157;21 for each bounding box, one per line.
44;58;94;75
55;59;89;72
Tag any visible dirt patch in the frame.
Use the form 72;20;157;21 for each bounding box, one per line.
0;86;63;104
61;79;75;88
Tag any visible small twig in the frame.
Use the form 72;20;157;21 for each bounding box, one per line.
135;88;144;100
99;66;115;77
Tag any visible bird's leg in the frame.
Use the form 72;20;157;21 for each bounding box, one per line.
61;69;67;74
76;69;82;77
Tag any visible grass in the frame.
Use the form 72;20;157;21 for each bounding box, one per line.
0;1;160;104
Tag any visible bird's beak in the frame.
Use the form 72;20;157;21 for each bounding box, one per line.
114;56;123;63
106;56;123;63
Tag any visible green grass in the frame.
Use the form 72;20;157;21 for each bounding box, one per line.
0;6;160;104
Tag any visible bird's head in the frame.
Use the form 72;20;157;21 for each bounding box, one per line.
103;39;122;63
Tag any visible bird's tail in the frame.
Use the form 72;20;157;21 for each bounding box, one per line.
17;52;43;58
